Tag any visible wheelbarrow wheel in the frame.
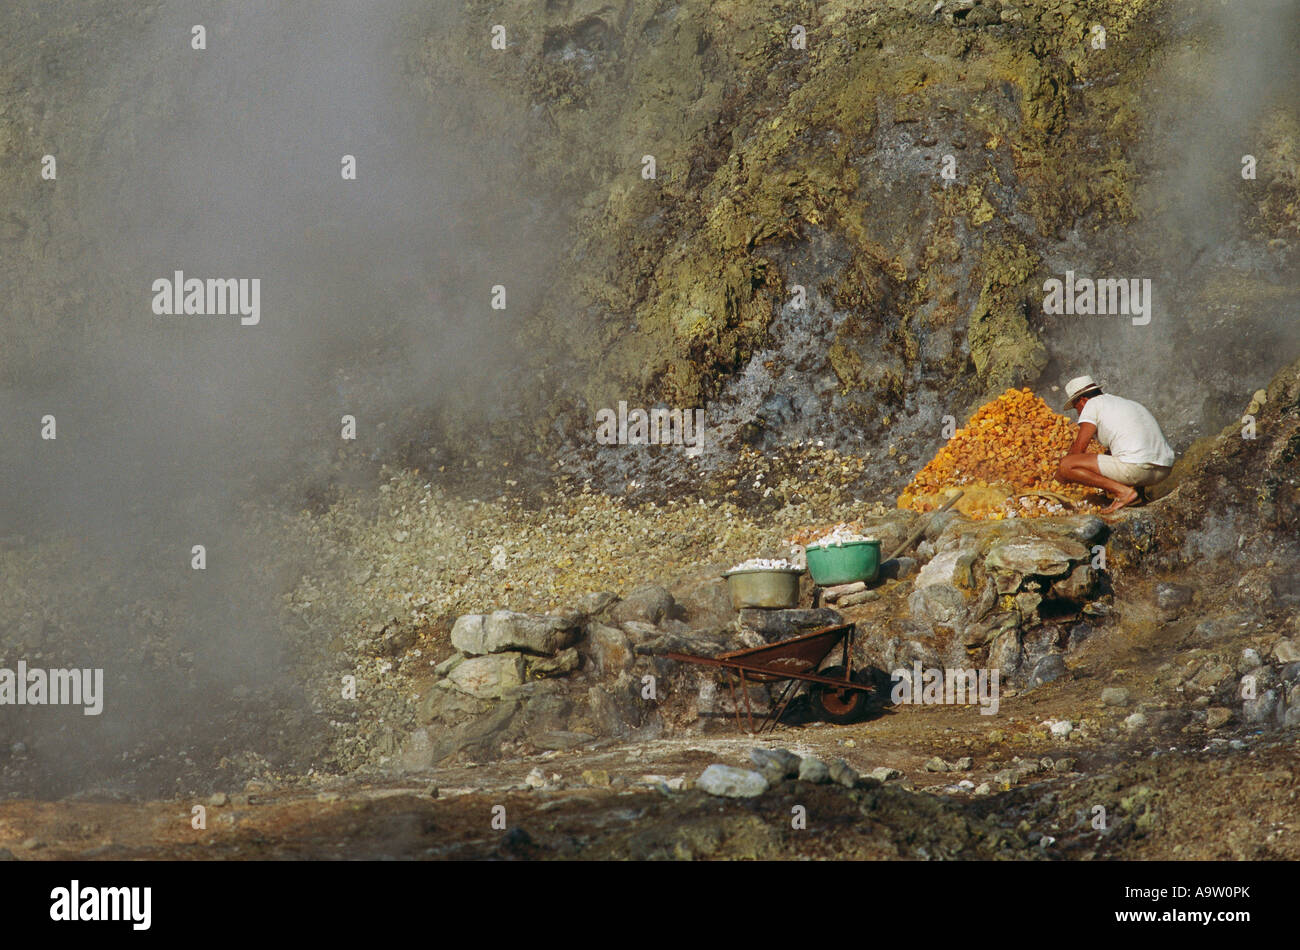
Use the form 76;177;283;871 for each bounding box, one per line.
810;666;869;724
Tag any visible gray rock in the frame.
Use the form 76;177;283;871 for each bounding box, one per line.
827;758;859;788
420;686;490;725
985;538;1086;577
738;607;842;641
588;623;633;676
611;586;676;625
451;610;580;657
823;581;866;602
750;748;802;779
1052;564;1095;603
839;589;880;607
953;756;974;771
879;557;918;581
923;511;959;541
1243;689;1279;724
914;545;978;590
619;620;661;643
483;610;580;656
520;690;574;733
433;653;465;677
446;653;525;699
1124;712;1148;730
1238;648;1264;675
577;591;618;616
868;766;902;782
449;614;487;654
1071;516;1108;544
924;756;952;772
1101;686;1131;707
1193;613;1254;643
989;626;1023;674
1273;638;1300;664
696;764;769;798
1156;583;1194;611
1205;707;1233;729
797;757;831;783
908;584;967;628
1029;654;1068;688
670;570;737;629
525;647;581;677
586;674;652;737
427;697;524;764
1067;623;1093;650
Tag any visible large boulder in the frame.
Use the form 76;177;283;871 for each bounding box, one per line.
908;584;968;628
696;765;768;798
610;586;677;625
985;537;1087;577
588;623;634;675
452;610;580;657
446;653;526;699
670;569;738;630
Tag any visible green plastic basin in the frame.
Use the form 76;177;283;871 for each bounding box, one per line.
805;540;881;586
722;568;803;609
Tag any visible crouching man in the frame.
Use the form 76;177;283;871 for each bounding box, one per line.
1056;375;1175;513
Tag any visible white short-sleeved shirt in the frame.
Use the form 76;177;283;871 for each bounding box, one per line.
1078;393;1175;467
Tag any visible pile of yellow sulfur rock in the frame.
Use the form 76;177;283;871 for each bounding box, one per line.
898;388;1104;519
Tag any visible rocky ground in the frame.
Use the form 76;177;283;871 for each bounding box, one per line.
1;0;1298;861
2;356;1297;860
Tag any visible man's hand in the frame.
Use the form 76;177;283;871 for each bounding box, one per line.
1069;421;1098;456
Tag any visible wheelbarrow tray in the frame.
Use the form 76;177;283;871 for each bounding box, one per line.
667;623;873;732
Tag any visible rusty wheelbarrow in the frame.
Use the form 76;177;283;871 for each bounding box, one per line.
667;623;873;734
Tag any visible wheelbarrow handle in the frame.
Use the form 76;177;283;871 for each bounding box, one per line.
885;490;964;562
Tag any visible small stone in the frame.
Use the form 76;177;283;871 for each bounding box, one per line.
696;764;769;798
797;757;831;783
924;756;952;772
1101;687;1131;707
822;581;866;602
1206;707;1232;729
750;748;802;779
526;647;581;678
1273;639;1300;664
581;769;611;788
1029;655;1067;688
1124;712;1148;730
839;589;880;607
973;782;992;796
827;758;859;788
1243;689;1278;724
206;792;228;807
1238;648;1263;675
1052;757;1077;772
525;767;547;789
953;756;973;771
868;766;902;782
1050;719;1074;737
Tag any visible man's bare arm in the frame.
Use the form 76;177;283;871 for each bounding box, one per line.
1069;421;1098;455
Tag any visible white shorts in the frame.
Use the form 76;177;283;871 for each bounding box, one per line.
1096;455;1172;487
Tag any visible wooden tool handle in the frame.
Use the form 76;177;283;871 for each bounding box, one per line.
885;490;965;562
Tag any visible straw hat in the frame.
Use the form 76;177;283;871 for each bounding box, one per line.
1063;375;1103;409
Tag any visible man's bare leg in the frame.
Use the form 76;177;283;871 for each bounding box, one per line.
1056;454;1139;513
